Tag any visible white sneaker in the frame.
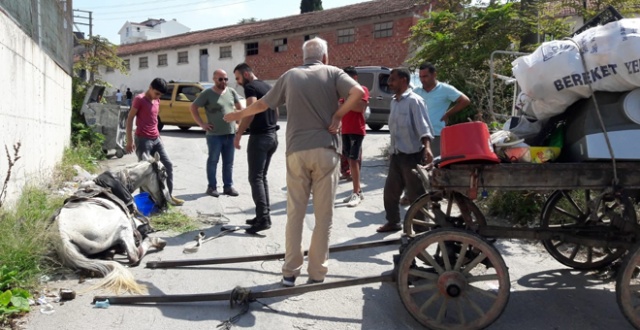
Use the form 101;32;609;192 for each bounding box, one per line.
346;193;361;207
343;191;363;203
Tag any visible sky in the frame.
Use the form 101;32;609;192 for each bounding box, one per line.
72;0;372;44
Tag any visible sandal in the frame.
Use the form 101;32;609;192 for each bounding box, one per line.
376;222;402;233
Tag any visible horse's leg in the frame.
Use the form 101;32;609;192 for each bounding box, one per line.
118;226;144;266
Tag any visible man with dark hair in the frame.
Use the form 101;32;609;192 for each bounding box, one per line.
339;66;369;207
126;88;133;107
377;68;434;233
125;77;184;205
233;63;279;234
414;62;470;156
224;38;364;287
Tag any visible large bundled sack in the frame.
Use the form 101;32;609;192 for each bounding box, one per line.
512;18;640;120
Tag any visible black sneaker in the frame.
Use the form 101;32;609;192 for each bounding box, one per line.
223;187;239;197
282;276;296;287
246;217;257;225
306;278;324;285
246;220;271;235
206;187;219;197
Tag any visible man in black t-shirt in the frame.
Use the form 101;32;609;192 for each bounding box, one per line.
233;63;279;234
126;88;133;107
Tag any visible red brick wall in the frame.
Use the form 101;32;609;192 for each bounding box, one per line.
245;15;417;80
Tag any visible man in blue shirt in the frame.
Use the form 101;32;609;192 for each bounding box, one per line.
413;62;470;157
377;68;434;233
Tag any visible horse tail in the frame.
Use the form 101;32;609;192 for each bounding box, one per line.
53;225;147;295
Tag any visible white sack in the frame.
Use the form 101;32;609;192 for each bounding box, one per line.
511;18;640;120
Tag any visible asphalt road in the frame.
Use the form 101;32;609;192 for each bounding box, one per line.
26;120;634;330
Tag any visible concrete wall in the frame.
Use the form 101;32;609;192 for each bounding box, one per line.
0;12;72;205
102;41;246;97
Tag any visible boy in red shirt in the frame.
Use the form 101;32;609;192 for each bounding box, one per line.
340;66;369;207
125;77;184;205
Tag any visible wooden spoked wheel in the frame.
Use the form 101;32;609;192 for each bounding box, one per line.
403;192;487;238
397;228;510;330
616;243;640;329
540;190;636;270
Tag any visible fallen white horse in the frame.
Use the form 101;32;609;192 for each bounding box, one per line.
52;153;177;294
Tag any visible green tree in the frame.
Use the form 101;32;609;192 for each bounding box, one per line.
71;35;126;152
300;0;323;13
409;2;569;122
74;35;128;85
238;17;258;24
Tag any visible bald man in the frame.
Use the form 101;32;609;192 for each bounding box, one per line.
190;69;243;197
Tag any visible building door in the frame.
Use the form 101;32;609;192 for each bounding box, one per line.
199;49;209;82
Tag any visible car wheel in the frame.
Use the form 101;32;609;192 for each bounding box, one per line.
157;116;164;131
178;126;191;131
368;124;383;131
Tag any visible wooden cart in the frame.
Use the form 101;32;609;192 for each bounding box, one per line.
396;162;640;329
93;161;640;330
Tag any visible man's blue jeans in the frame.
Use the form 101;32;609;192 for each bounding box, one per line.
206;134;235;190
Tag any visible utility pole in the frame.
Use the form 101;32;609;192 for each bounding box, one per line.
73;9;94;82
73;9;92;37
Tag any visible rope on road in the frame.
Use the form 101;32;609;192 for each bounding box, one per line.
216;286;281;329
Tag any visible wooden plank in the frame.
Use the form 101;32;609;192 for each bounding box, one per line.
430;163;640;191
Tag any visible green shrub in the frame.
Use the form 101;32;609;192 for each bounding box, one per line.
484;190;549;225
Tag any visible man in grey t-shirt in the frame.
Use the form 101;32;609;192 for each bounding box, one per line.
190;69;242;198
224;38;364;286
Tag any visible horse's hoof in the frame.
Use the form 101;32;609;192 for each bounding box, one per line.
151;237;167;250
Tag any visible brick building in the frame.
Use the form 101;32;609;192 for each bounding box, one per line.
242;0;428;79
105;0;429;93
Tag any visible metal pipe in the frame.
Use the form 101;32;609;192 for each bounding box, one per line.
94;273;395;305
147;238;401;269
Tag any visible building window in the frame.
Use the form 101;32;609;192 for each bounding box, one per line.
220;46;232;58
274;38;287;53
106;66;114;73
177;51;188;64
245;42;259;56
374;21;393;38
200;49;208;56
304;33;317;41
158;54;167;66
337;28;355;44
123;59;130;70
139;56;148;69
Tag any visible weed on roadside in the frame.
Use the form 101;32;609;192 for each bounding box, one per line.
0;185;63;290
151;208;198;233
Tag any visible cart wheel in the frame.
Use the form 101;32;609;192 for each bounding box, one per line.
397;228;509;330
404;192;487;238
616;243;640;329
540;190;635;270
115;149;124;158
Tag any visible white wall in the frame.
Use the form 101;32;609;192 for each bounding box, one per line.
0;13;72;205
120;21;191;45
102;41;246;96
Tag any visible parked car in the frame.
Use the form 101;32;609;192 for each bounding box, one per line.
355;66;393;131
157;81;245;131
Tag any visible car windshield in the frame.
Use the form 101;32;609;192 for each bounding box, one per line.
200;83;214;90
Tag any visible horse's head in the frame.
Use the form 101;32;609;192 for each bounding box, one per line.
138;152;177;208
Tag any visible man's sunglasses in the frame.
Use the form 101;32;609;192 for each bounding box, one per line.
218;78;229;82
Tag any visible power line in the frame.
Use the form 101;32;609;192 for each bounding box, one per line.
79;0;185;10
94;0;258;21
91;0;212;15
